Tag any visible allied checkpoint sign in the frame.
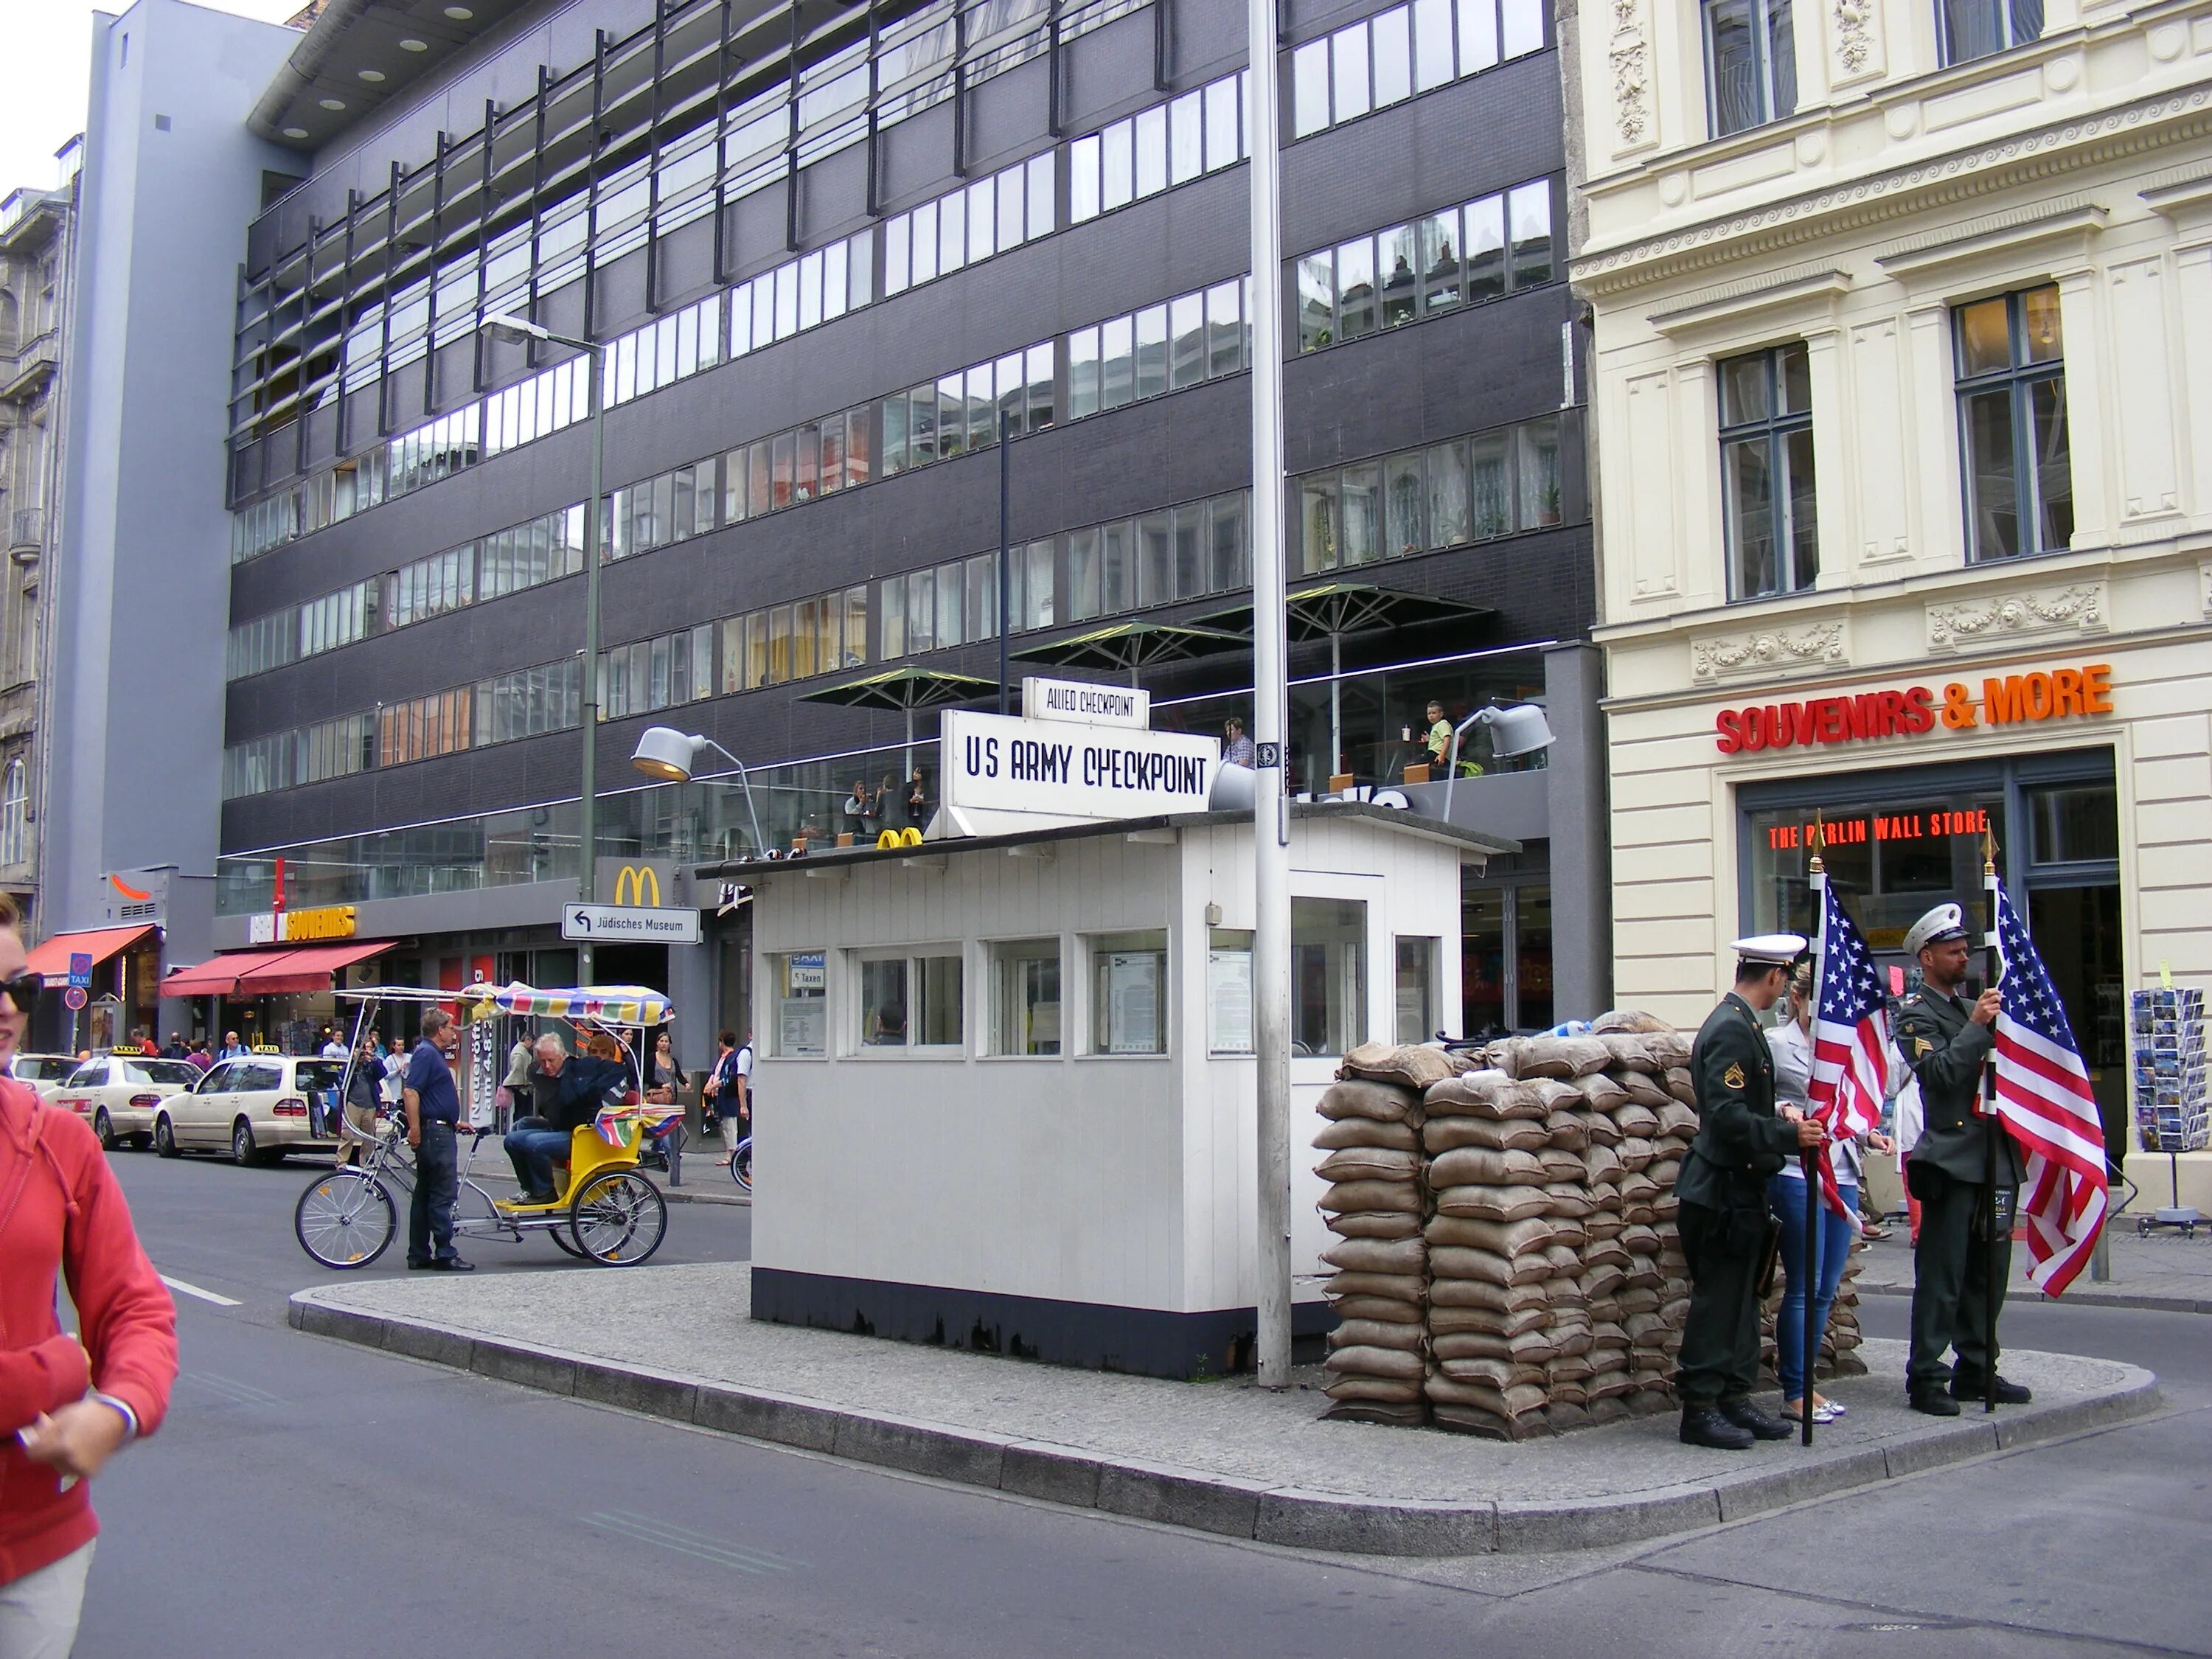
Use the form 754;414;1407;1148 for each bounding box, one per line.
939;708;1219;834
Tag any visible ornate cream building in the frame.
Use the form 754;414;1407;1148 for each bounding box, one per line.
1572;1;2212;1154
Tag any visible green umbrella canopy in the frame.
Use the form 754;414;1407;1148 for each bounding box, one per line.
1008;619;1249;675
794;666;1002;713
1195;580;1495;644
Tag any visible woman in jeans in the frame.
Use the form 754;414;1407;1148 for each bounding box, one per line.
1767;963;1893;1424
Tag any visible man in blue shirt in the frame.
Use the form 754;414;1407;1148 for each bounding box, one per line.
403;1008;473;1270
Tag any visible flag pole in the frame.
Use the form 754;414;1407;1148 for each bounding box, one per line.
1980;832;2002;1416
1802;815;1826;1446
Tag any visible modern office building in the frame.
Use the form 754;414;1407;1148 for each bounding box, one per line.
1576;0;2212;1163
77;0;1605;1051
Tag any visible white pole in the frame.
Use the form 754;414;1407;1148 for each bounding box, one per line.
1246;0;1293;1389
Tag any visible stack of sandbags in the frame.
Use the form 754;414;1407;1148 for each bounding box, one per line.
1759;1243;1869;1383
1315;1050;1447;1427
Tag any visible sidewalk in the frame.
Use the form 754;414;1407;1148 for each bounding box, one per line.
291;1263;2155;1558
1852;1222;2212;1313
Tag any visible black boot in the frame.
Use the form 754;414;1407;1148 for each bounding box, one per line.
1680;1405;1756;1450
1908;1383;1961;1416
1718;1398;1795;1441
1950;1373;2031;1405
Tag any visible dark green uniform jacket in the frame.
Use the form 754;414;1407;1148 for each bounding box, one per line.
1897;987;2023;1186
1677;991;1802;1217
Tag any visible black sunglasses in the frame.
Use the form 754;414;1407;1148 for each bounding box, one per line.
1;973;44;1012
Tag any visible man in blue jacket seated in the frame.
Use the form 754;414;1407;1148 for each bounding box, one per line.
502;1033;630;1204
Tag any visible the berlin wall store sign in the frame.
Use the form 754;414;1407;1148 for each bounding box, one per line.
1713;661;2114;756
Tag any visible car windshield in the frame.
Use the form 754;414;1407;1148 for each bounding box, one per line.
296;1060;348;1092
118;1060;200;1087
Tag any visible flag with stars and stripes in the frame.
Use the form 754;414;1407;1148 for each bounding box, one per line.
1809;872;1889;1218
1991;880;2110;1295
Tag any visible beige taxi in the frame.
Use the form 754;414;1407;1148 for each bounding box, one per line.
155;1053;347;1166
55;1054;204;1150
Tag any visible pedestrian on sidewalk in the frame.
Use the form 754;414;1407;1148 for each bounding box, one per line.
499;1029;534;1134
1673;934;1823;1451
186;1038;213;1074
402;1009;472;1272
336;1032;386;1169
0;896;178;1658
703;1029;751;1153
1897;904;2028;1415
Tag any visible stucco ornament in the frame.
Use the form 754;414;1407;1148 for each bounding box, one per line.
1691;623;1846;681
1925;584;2106;650
1834;0;1874;75
1611;0;1652;147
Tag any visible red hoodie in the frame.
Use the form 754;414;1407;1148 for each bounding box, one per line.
0;1077;178;1586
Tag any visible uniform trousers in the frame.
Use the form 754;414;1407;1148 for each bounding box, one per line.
1907;1169;2010;1389
1674;1199;1767;1407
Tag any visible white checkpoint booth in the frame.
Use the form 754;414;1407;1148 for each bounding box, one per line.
730;687;1514;1377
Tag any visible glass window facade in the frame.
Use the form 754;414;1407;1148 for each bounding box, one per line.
1293;416;1573;576
1291;0;1546;138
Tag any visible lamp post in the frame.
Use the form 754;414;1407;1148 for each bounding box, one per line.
1245;0;1294;1388
630;726;768;855
486;313;605;979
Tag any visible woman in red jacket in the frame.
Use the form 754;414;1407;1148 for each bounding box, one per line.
0;900;178;1657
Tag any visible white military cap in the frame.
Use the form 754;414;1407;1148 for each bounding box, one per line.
1733;933;1807;966
1905;903;1969;957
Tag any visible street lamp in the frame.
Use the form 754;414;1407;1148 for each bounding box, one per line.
630;726;768;859
484;311;606;979
1441;703;1557;821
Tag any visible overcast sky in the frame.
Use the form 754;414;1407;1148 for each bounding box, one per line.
1;0;305;195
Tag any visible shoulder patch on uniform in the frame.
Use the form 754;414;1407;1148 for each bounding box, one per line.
1913;1037;1933;1057
1902;994;1921;1006
1723;1061;1746;1089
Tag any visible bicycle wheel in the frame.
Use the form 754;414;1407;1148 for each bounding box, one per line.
569;1169;668;1265
729;1138;752;1194
295;1172;396;1269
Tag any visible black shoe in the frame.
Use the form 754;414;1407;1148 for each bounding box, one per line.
1717;1398;1795;1441
1908;1385;1961;1416
1679;1405;1756;1450
430;1257;476;1272
406;1258;434;1270
1950;1374;2031;1405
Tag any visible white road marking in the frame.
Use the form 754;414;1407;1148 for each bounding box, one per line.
159;1275;243;1307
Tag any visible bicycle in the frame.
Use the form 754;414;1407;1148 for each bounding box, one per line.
728;1133;751;1194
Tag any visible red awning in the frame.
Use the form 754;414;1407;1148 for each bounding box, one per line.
157;941;389;999
232;941;390;997
27;925;156;980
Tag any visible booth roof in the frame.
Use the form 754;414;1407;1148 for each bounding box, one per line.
696;799;1520;883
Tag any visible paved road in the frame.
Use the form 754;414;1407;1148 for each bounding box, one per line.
68;1153;2211;1658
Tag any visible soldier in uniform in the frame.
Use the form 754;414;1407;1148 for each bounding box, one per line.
1897;902;2030;1415
1674;935;1826;1450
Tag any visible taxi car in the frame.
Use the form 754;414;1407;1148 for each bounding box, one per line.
53;1054;204;1150
13;1053;85;1101
154;1053;346;1166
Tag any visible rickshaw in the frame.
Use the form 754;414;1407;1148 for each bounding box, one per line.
292;981;679;1269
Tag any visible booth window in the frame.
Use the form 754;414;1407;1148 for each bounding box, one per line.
768;950;827;1057
858;952;963;1049
1089;931;1167;1055
1293;900;1367;1057
990;939;1061;1057
1394;936;1439;1043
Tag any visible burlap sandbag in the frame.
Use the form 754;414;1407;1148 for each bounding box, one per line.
1427;1305;1551;1341
1537;1148;1588;1184
1648;1157;1683;1191
1543;1400;1593;1433
1614;1287;1661;1319
1424;1214;1555;1256
1318;1078;1422;1124
1428;1146;1548;1189
1443;1329;1559;1367
1543;1109;1590;1152
1528;1078;1585;1115
1339;1041;1457;1093
1621;1259;1665;1292
1645;1030;1693;1068
1325;1271;1425;1301
1587;1368;1637;1400
1540;1181;1594;1219
1576;1071;1631;1112
1322;1399;1430;1426
1593;1008;1672;1034
1655;1102;1700;1141
1423;1114;1550;1153
1625;1312;1673;1351
1326;1374;1424;1405
1325;1344;1427;1381
1587;1295;1622;1324
1427;1349;1545;1387
1617;1168;1661;1206
1585;1209;1626;1239
1582;1143;1624;1186
1319;1180;1422;1214
1434;1183;1552;1222
1596;1031;1661;1073
1621;1069;1674;1110
1317;1147;1420;1183
1616;1136;1658;1175
1428;1276;1553;1313
1578;1262;1626;1303
1329;1318;1425;1354
1427;1245;1549;1287
1430;1401;1549;1441
1663;1065;1696;1105
1582;1110;1624;1148
1326;1211;1423;1241
1313;1116;1421;1152
1582;1237;1632;1272
1543;1273;1588;1308
1540;1241;1582;1276
1334;1294;1422;1324
1612;1102;1662;1139
1498;1035;1612;1079
1322;1236;1427;1277
1621;1222;1662;1257
1422;1071;1548;1120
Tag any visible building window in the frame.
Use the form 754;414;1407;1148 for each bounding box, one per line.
857;952;963;1050
1294;416;1571;577
1938;0;2043;66
1705;0;1797;136
1954;285;2070;562
1461;879;1551;1034
1293;900;1367;1057
1718;342;1818;599
1290;0;1545;139
0;760;24;866
1088;931;1166;1055
990;939;1062;1056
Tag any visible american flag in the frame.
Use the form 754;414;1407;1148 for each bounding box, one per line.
1809;874;1888;1217
1992;881;2110;1295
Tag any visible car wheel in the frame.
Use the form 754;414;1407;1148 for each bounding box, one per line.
153;1116;180;1158
93;1109;116;1151
232;1118;259;1166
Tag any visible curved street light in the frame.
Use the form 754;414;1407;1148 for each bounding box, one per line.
630;727;768;860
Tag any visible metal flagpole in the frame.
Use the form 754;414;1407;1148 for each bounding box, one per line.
1803;818;1826;1446
1247;0;1293;1387
1980;835;2003;1414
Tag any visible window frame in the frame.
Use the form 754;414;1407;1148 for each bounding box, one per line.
1936;0;2045;69
849;945;965;1055
987;937;1063;1058
1716;341;1820;602
1703;0;1798;139
1951;284;2070;565
1085;930;1169;1057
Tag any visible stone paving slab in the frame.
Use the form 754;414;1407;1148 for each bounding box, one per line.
1851;1224;2212;1313
291;1262;2157;1557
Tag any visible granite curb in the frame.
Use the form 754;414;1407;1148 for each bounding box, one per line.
286;1288;2160;1557
1851;1280;2212;1316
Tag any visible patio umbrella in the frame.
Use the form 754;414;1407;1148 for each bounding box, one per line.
1008;619;1248;687
1196;582;1494;782
796;666;1000;773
